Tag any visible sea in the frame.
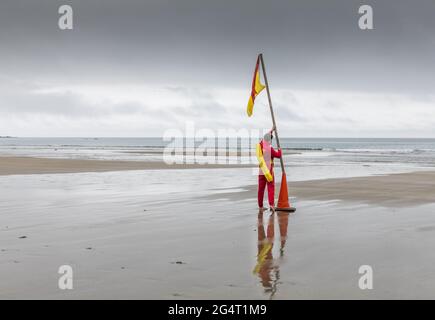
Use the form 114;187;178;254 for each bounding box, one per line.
1;137;434;181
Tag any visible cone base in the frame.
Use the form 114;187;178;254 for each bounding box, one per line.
276;207;296;213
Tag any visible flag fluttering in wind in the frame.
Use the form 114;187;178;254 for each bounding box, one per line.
246;56;266;117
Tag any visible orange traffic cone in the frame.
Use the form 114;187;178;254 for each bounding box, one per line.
276;173;296;212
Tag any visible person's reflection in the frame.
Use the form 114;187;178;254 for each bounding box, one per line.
253;211;289;299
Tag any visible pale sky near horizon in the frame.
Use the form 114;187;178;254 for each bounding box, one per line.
1;0;435;137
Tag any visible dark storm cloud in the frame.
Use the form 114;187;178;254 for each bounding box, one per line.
1;0;435;93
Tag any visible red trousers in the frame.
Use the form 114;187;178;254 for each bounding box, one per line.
258;174;275;208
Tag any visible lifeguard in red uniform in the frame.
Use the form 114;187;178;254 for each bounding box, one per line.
257;128;282;212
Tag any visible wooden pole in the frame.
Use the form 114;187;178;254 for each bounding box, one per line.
259;53;286;174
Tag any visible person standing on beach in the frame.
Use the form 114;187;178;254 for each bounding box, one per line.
257;127;282;212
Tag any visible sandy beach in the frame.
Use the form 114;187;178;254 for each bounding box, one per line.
1;155;435;299
257;171;435;207
4;0;435;303
2;155;434;206
0;156;255;175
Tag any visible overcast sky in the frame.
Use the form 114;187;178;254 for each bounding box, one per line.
1;0;435;137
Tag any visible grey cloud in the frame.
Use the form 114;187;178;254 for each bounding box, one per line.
273;102;308;122
166;86;228;117
0;80;239;132
2;1;435;137
0;80;175;121
1;0;435;93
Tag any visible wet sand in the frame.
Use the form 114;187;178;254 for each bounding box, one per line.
290;171;435;207
1;156;435;207
0;156;254;175
268;171;435;207
1;163;435;299
203;171;435;207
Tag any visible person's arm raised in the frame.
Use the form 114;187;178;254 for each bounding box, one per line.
271;146;282;159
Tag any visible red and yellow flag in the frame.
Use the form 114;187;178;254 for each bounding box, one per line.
246;56;266;117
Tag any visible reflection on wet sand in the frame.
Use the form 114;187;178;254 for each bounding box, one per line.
253;211;289;299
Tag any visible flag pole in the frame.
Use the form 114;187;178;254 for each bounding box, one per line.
259;53;285;174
